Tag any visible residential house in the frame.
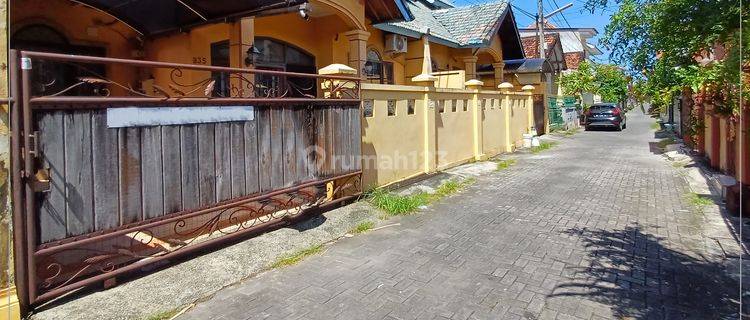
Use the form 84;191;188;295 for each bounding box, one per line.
520;22;601;73
4;0;537;314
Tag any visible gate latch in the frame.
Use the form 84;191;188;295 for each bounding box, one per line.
28;131;39;158
30;167;50;193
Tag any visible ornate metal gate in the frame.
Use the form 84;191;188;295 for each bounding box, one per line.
9;50;362;308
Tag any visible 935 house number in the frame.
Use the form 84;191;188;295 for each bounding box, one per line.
192;57;207;64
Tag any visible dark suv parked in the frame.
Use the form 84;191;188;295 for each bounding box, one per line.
584;103;626;131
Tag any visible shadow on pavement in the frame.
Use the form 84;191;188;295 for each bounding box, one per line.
549;225;743;319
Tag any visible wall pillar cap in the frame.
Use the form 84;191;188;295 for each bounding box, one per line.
498;82;514;89
343;29;371;41
492;62;506;68
462;56;479;63
318;64;357;75
465;79;484;88
521;85;535;91
411;73;438;85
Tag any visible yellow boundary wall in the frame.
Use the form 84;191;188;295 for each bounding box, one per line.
361;83;533;189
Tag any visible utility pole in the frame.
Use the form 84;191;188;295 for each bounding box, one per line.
537;2;573;60
537;0;545;59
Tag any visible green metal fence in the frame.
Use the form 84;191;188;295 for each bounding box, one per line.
548;95;578;130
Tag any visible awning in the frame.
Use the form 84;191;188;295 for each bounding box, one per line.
74;0;308;37
501;58;553;74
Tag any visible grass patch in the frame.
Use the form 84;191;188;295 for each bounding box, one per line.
531;141;557;154
494;159;517;171
367;178;475;216
685;192;713;212
435;178;475;197
657;137;677;149
367;188;431;216
144;309;181;320
270;244;323;269
650;122;661;130
350;221;374;234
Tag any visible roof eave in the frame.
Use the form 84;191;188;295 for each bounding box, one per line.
394;0;415;21
372;24;461;48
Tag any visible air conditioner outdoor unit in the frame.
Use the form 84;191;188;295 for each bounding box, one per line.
385;34;408;54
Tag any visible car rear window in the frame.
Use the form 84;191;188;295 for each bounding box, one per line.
590;105;616;113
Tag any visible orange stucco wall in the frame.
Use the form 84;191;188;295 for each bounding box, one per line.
11;0;141;94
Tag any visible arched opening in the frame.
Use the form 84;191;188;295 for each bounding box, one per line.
364;48;393;84
254;37;317;97
209;37;317;97
11;24;107;96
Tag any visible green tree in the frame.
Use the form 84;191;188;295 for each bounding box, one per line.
558;60;595;96
558;61;629;103
584;0;748;115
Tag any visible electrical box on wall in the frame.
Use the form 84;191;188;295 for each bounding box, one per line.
385;34;407;54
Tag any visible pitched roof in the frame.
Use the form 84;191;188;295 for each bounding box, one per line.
373;0;510;48
525;21;558;29
521;34;558;59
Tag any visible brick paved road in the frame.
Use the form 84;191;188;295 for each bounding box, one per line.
181;111;743;320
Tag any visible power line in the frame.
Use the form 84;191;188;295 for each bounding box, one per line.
511;4;536;19
549;0;573;27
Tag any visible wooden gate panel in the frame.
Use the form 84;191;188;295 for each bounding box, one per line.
92;111;120;231
197;123;216;206
141;126;164;219
38;111;66;242
161;126;183;213
229;122;247;198
35;105;361;243
11;50;363;306
242;120;260;195
119;127;142;225
180;125;200;210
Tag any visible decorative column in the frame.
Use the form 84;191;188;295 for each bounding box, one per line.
462;56;478;81
411;34;438;173
465;79;485;160
499;82;514;152
492;62;505;86
522;85;536;133
229;17;254;96
343;29;371;76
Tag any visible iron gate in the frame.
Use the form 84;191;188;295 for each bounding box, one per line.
9;50;363;308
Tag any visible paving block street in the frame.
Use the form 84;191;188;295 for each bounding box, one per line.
179;111;746;320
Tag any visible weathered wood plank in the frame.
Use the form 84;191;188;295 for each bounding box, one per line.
350;104;362;170
312;108;323;179
269;107;284;189
197;124;216;206
119;127;142;224
257;109;272;192
282;106;297;186
91;111;119;231
294;106;310;181
215;123;232;201
141;126;164;219
229;122;246;198
314;107;330;178
161;125;182;214
302;107;316;180
180;125;200;211
332;106;343;174
64;111;94;236
341;105;351;172
243;119;260;195
38;111;67;242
